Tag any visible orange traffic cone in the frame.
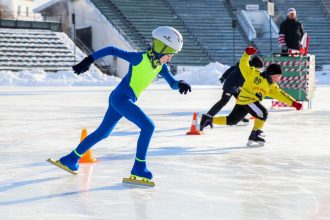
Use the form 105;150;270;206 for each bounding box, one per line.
79;128;98;163
186;112;204;135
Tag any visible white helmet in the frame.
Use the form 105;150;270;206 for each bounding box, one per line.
151;26;183;54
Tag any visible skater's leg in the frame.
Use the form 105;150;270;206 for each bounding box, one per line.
233;93;250;123
207;92;232;116
244;102;268;143
214;104;248;126
245;102;268;130
253;118;265;130
201;104;247;130
112;99;154;161
200;92;232;130
60;93;123;171
75;104;123;154
111;95;155;179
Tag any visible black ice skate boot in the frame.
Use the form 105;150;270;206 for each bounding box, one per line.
199;114;207;131
247;130;265;147
200;114;213;131
241;118;249;123
237;117;250;126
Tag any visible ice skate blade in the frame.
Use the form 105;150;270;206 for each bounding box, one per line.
47;158;78;175
235;122;249;127
246;140;264;147
122;175;155;187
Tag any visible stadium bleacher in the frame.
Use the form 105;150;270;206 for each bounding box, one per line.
90;0;211;66
2;0;329;71
0;28;79;71
230;0;330;68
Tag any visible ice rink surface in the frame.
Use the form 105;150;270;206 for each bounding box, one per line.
1;85;330;220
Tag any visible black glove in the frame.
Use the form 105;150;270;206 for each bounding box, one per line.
281;45;289;56
219;77;225;84
255;92;263;101
281;45;288;51
72;55;94;75
178;80;191;95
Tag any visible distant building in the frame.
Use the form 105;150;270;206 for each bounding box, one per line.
1;0;41;20
34;0;136;78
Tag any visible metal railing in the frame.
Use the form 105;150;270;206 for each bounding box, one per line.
74;36;116;75
0;18;62;31
88;0;142;51
223;0;251;44
237;10;256;41
0;10;63;31
163;0;214;62
319;0;330;18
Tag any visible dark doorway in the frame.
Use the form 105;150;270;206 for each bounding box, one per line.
76;26;92;51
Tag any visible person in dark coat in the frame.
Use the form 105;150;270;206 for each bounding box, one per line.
278;8;304;55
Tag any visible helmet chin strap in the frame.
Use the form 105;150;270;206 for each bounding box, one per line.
147;49;162;69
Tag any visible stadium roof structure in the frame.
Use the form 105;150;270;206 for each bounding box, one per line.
33;0;65;13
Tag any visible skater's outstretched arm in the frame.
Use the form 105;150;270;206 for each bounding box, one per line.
159;65;191;94
269;84;302;110
158;65;180;89
73;46;143;75
91;46;142;65
239;47;257;80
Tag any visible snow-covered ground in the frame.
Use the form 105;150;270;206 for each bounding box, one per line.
1;65;330;220
1;62;330;86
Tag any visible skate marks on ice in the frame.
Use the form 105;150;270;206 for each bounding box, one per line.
0;183;125;206
0;177;61;193
98;145;260;162
1;164;129;206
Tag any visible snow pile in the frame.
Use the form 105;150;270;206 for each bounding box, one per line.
316;65;330;85
175;62;230;85
0;62;330;86
316;71;330;85
174;63;330;86
0;69;120;86
0;62;231;86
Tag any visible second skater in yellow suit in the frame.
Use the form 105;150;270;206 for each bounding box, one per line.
200;46;303;146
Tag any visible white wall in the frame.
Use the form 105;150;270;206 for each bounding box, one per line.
0;0;13;9
12;0;36;20
244;10;279;38
70;0;136;78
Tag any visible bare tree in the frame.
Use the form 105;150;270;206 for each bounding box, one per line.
0;1;14;19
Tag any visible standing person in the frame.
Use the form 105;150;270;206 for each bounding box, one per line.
278;8;304;55
200;47;302;147
48;26;191;185
199;56;264;130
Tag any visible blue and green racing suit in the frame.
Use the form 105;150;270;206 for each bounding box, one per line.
73;46;181;163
